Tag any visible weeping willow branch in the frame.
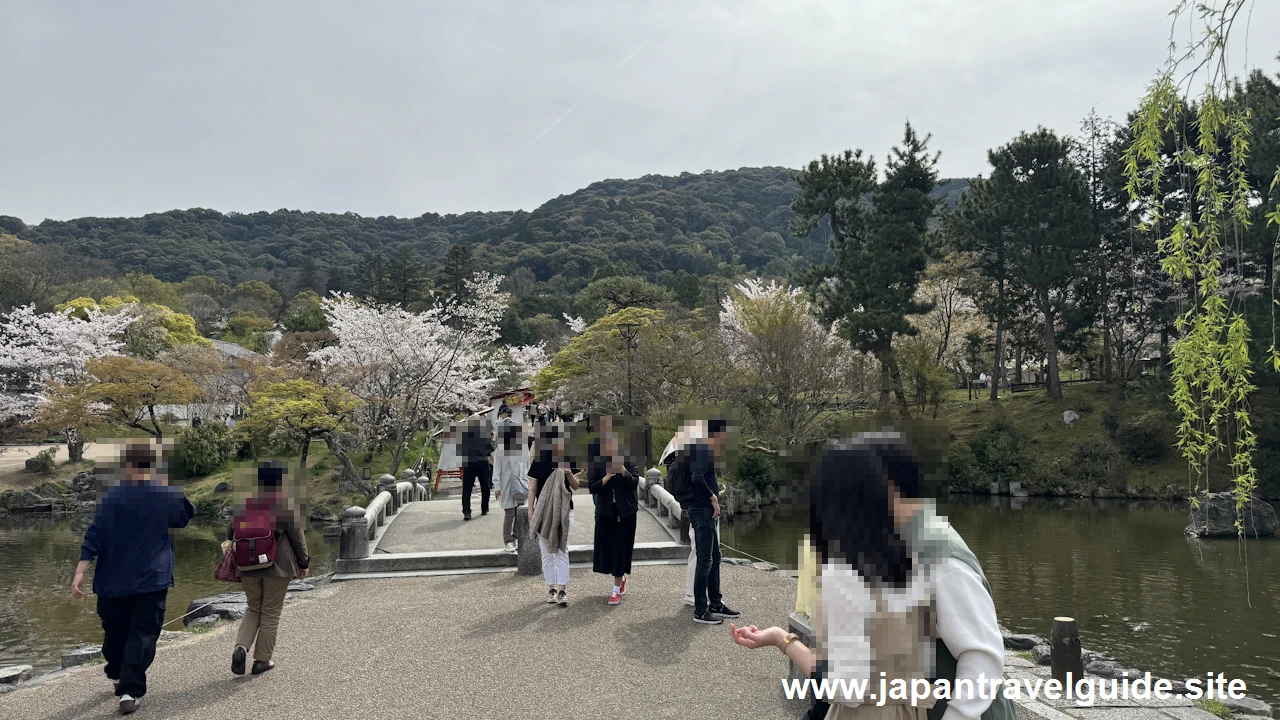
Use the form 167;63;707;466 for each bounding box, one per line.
1123;0;1271;537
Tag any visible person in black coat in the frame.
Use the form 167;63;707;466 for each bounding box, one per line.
587;418;639;606
460;419;495;521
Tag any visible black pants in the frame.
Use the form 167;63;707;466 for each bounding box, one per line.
688;505;722;615
461;462;492;517
97;588;168;698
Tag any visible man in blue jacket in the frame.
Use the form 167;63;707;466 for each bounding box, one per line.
686;419;741;625
72;443;196;715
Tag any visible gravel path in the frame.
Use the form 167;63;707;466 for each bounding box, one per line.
0;564;801;719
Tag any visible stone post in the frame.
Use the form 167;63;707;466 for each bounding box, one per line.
379;474;398;514
787;613;816;682
422;461;433;500
679;508;690;544
645;468;662;509
400;469;418;502
515;506;541;576
339;506;370;560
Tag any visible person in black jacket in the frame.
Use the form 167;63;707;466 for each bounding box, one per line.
686;418;740;625
460;418;495;521
587;417;639;606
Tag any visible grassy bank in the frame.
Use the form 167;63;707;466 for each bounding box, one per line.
940;379;1260;498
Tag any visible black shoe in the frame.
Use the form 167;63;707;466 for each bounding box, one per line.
709;603;740;619
693;611;723;625
463;514;471;521
251;660;275;675
231;645;246;675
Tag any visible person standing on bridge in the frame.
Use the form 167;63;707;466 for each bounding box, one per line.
72;442;196;716
228;461;310;677
528;425;578;606
729;433;1012;720
460;417;496;521
587;415;639;606
494;406;529;552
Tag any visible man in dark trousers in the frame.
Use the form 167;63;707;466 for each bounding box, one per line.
686;419;741;625
72;443;196;715
460;417;496;520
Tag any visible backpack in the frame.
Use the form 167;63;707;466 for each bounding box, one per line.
665;445;695;505
232;497;278;572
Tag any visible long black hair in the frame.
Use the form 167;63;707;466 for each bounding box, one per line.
809;433;927;588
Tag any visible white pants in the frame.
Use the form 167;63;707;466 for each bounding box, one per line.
685;518;720;597
538;508;573;587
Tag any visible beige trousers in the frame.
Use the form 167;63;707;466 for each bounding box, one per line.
236;576;290;662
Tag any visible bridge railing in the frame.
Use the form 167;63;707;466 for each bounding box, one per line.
639;468;690;543
339;467;431;560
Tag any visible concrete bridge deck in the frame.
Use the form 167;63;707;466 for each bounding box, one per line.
334;488;690;577
0;563;800;720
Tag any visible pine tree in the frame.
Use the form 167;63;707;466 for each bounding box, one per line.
793;123;939;416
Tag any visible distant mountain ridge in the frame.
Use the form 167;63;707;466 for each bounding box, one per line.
2;167;971;287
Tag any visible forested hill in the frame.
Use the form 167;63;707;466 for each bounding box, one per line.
1;167;970;289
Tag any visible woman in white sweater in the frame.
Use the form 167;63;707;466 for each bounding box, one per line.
730;433;1013;720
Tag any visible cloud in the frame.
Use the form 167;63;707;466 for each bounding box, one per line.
1;0;1277;223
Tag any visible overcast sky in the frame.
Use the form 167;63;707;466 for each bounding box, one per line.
3;1;1278;223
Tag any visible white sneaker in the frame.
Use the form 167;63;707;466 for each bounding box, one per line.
504;542;516;552
119;694;141;714
683;595;695;607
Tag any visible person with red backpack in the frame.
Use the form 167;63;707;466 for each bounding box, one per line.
227;462;310;676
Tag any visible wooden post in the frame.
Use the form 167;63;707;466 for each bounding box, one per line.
1050;617;1083;686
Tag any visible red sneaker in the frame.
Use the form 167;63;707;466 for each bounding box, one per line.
608;589;622;606
619;575;628;595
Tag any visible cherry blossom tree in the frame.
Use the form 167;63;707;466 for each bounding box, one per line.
312;272;510;480
0;304;137;460
720;279;853;448
0;304;137;420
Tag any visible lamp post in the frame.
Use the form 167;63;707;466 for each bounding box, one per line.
617;322;640;416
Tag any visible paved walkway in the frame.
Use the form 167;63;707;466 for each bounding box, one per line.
0;564;799;720
375;490;675;554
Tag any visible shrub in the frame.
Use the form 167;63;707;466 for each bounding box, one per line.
1067;439;1127;492
1102;408;1122;439
24;447;57;474
950;419;1035;490
736;450;778;495
1116;421;1167;463
178;422;236;476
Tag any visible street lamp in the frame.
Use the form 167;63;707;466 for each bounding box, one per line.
617;322;641;416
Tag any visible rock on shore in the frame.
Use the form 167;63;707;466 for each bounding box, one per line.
1185;492;1278;538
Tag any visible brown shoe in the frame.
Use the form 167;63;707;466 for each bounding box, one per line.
118;695;140;714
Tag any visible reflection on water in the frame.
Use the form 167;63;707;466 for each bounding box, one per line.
0;514;336;673
720;495;1280;706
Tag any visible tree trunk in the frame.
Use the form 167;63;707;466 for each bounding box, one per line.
325;433;370;497
888;355;912;419
1037;293;1063;401
146;405;164;441
878;355;893;412
65;427;84;463
300;435;312;469
990;277;1006;402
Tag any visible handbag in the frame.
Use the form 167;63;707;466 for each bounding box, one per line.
215;540;240;583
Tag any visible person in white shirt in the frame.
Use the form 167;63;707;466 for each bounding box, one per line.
730;433;1013;720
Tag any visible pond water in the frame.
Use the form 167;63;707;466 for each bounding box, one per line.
0;513;336;674
720;495;1280;706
